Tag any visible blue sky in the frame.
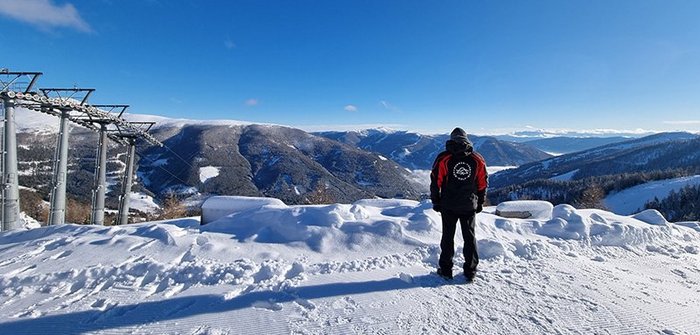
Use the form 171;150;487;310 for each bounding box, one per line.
2;0;700;134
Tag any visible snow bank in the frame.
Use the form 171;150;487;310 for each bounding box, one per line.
199;197;699;259
530;204;689;250
201;198;436;252
632;209;668;226
201;196;286;224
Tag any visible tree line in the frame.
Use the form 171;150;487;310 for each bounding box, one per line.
645;185;700;221
489;168;699;220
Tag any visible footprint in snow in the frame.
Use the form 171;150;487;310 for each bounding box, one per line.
331;296;357;313
50;250;73;260
294;298;316;311
670;269;687;279
7;264;37;276
195;235;209;246
252;299;284;311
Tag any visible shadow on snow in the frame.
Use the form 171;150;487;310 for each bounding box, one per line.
0;274;455;334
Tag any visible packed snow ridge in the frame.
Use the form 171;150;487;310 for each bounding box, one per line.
1;197;699;334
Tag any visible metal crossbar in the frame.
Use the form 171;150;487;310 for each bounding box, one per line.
1;69;163;229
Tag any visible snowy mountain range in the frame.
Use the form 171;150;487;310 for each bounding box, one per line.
138;122;424;205
315;129;552;169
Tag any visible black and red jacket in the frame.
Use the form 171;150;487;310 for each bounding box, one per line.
430;142;488;213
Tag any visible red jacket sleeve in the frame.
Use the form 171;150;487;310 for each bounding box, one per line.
430;152;451;204
472;152;488;192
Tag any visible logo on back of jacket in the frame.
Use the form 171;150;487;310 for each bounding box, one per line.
453;162;472;181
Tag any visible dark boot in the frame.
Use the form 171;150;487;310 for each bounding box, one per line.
437;268;453;280
464;270;476;282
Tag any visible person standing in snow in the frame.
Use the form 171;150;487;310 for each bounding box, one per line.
430;127;488;281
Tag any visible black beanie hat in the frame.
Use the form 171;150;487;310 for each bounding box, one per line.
450;127;469;142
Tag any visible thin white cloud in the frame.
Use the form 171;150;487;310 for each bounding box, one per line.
245;98;259;106
0;0;92;32
344;104;358;112
379;100;401;112
479;126;660;138
224;39;236;49
663;120;700;125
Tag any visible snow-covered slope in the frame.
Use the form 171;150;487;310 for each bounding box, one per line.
1;197;699;334
14;107;61;133
604;175;700;215
491;132;700;188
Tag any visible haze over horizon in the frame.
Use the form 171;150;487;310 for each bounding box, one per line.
2;0;700;134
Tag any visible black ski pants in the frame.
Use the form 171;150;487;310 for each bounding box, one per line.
438;210;479;274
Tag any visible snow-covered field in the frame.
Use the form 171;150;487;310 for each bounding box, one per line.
604;175;700;215
128;192;161;215
199;166;221;184
1;197;699;334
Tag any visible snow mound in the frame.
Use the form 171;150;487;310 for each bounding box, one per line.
477;239;509;259
476;203;700;257
495;200;553;219
632;209;668;226
201;198;437;252
201;196;286;224
525;204;688;249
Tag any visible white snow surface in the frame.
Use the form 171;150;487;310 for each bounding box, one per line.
19;212;42;230
1;198;699;334
604;175;700;215
201;196;286;224
487;165;517;175
128;192;161;214
198;166;220;183
550;169;580;181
